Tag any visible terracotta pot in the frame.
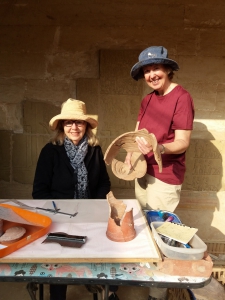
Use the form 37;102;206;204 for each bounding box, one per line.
106;191;136;242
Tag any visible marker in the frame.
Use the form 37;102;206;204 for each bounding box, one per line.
165;216;174;222
52;201;58;212
182;243;191;248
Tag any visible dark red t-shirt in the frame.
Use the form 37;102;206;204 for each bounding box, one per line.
137;85;194;184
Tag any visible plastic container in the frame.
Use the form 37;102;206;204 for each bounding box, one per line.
145;209;182;224
0;204;52;258
151;221;207;260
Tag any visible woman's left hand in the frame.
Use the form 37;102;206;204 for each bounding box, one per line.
135;136;153;155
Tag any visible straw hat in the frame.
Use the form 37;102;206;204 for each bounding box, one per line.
49;98;98;130
131;46;179;81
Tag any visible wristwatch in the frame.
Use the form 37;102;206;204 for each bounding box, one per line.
160;144;165;154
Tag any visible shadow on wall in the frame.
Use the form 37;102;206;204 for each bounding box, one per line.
175;121;224;242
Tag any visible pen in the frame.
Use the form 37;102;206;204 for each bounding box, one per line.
52;201;58;212
165;216;174;222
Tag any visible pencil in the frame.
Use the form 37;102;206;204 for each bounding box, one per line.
52;201;57;212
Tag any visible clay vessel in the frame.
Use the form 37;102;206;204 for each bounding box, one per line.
104;129;162;181
106;191;136;242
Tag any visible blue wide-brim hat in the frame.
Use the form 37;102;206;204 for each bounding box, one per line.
131;46;179;81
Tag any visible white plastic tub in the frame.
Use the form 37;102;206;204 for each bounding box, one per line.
151;221;207;260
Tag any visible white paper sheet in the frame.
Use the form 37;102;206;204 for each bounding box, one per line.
156;222;198;244
0;199;161;262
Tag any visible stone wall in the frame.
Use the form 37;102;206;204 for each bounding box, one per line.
0;0;225;241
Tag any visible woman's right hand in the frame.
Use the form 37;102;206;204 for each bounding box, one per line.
124;152;133;169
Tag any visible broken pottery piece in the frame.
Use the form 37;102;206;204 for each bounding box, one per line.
104;129;162;180
111;152;147;180
0;226;26;245
106;191;136;242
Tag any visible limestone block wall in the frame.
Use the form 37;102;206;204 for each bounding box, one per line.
0;0;225;241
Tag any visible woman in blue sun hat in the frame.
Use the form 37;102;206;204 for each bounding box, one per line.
126;46;195;300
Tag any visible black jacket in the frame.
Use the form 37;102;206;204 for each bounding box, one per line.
32;143;111;199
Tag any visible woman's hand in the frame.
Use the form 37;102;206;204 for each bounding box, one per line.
124;152;133;169
135;136;153;155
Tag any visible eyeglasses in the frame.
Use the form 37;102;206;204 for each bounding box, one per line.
64;120;86;127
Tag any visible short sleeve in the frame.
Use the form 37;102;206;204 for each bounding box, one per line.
172;92;194;130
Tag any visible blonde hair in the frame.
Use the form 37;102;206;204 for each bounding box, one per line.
50;121;99;146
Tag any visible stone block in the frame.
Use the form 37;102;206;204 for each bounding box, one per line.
178;56;225;84
186;0;224;4
129;96;141;119
46;51;99;79
0;181;32;199
177;82;217;111
192;120;225;140
194;110;225;121
193;114;225;141
100;50;140;80
60;25;108;51
100;77;142;96
183;139;224;191
0;103;23;132
98;94;130;135
0;130;11;182
12;134;50;184
216;84;225;111
177;28;199;56
23;100;59;134
0;26;55;53
24;79;74;104
97;131;113;154
76;78;100;115
175;191;225;241
0;105;7;130
99;50;155;98
0;79;25;103
58;3;183;50
191;118;225;141
185;4;225;28
0;52;46;79
199;29;225;56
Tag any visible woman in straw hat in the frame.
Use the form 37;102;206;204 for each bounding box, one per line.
128;46;194;300
32;98;119;300
32;98;110;200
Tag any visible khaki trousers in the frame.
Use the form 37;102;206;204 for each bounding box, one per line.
135;174;182;299
135;174;181;212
